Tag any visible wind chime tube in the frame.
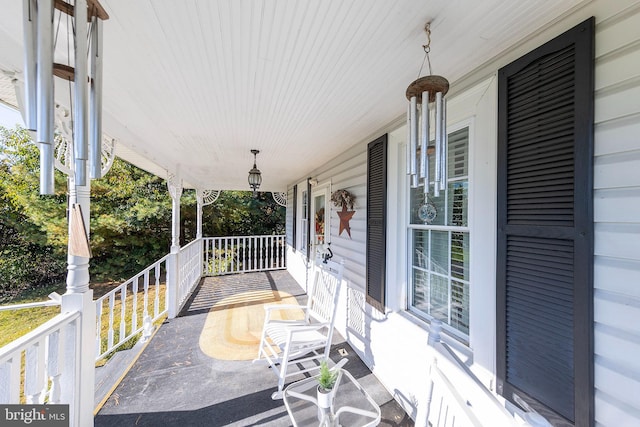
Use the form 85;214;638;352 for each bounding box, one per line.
74;0;89;187
409;96;418;177
89;17;103;179
420;91;429;180
22;0;37;131
434;91;443;198
36;0;54;195
406;103;411;175
40;143;55;194
440;97;447;191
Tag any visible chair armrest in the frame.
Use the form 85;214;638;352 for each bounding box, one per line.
285;322;329;334
264;304;307;313
284;323;331;343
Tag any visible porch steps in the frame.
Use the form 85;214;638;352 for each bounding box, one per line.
94;337;151;413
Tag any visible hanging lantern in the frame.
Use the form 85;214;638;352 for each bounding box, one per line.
406;23;449;198
248;149;262;197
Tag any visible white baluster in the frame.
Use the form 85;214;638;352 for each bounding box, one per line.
25;340;45;403
154;264;161;318
120;287;127;343
107;293;115;350
1;357;21;403
131;278;139;334
95;301;102;356
46;331;61;403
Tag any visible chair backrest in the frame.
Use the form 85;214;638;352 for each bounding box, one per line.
307;259;343;325
416;357;484;427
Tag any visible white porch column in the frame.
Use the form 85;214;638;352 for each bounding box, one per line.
168;174;183;252
196;190;203;240
195;190;219;279
167;174;182;318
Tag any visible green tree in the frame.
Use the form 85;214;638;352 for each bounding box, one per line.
0;127;66;300
1;126;285;299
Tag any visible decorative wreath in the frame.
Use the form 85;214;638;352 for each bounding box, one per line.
330;189;356;210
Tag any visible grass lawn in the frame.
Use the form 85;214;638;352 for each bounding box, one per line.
0;280;166;355
0;283;67;348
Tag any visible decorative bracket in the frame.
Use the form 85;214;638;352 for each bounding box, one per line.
196;189;221;206
53;103;115;177
167;173;183;200
272;192;287;207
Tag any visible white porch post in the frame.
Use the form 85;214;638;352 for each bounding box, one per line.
167;174;182;318
195;189;219;278
196;190;203;240
62;175;95;427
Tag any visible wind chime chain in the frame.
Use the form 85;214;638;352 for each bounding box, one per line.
423;23;433;76
417;50;428;80
417;24;434;79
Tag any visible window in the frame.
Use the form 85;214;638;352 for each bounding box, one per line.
408;127;470;338
313;193;326;246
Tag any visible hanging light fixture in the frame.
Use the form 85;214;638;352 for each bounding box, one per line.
247;149;262;196
406;23;449;198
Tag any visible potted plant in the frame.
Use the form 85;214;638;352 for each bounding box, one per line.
317;360;338;411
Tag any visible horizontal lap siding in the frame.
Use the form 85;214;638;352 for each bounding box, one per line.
311;147;369;290
592;4;640;425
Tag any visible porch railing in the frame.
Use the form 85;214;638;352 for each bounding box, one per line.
93;235;285;359
202;235;286;276
176;238;203;311
94;255;169;361
0;310;82;424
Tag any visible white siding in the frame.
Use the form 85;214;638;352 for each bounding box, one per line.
593;3;640;425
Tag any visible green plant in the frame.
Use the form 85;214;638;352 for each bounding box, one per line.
317;360;338;392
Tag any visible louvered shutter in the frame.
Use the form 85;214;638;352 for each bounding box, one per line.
497;18;594;426
292;185;297;252
366;134;387;312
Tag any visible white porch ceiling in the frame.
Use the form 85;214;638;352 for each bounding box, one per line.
0;0;587;191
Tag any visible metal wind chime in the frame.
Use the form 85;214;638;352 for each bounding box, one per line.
406;23;449;201
22;0;108;195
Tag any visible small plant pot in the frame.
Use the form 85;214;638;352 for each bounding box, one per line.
317;385;333;408
317;385;334;421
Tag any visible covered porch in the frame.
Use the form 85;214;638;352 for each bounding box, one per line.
94;270;411;426
1;0;640;426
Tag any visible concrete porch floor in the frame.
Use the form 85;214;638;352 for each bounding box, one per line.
94;270;414;427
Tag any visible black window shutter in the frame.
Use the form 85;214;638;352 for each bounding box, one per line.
306;179;312;260
366;134;387;313
497;18;594;426
292;185;297;253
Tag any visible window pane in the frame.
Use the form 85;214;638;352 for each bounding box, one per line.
413;230;429;268
448;181;468;227
430;274;449;323
410;185;445;225
431;231;448;276
412;268;429;313
451;280;469;335
314;195;325;244
451;232;469;281
448;127;468;178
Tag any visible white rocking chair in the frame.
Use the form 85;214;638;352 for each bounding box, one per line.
254;259;344;399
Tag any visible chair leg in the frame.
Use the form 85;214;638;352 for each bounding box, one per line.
272;340;293;400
